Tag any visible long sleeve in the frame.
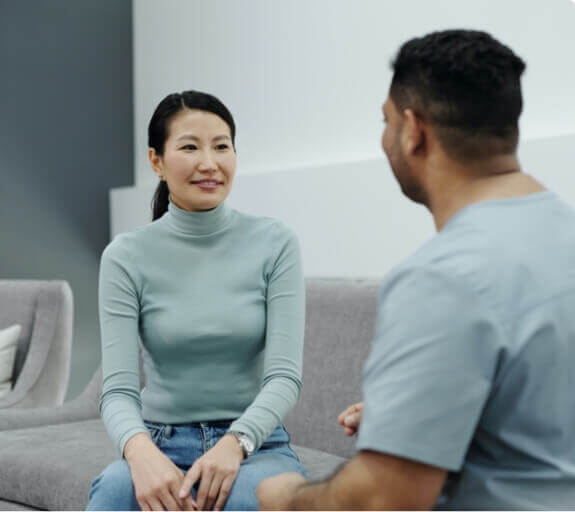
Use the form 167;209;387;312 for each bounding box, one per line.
229;226;305;450
98;240;149;456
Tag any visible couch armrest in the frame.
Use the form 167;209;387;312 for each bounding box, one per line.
0;367;101;432
0;392;100;432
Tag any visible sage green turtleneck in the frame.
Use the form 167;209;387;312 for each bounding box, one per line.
98;200;305;456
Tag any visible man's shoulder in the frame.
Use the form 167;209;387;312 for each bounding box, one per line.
389;221;493;287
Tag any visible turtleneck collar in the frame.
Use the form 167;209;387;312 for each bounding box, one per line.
164;199;234;236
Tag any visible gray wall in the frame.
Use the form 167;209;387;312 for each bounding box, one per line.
0;0;134;398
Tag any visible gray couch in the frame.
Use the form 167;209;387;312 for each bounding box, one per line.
0;279;379;510
0;280;73;410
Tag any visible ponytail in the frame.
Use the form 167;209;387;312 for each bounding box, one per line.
152;181;170;220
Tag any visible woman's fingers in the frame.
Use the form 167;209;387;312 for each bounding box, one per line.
180;463;202;501
195;467;214;510
204;474;224;511
146;497;165;511
137;498;150;511
160;488;184;511
213;475;234;511
183;494;198;511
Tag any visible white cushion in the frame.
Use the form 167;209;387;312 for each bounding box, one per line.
0;324;21;397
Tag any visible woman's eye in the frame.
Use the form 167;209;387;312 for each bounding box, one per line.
216;144;229;150
182;144;197;150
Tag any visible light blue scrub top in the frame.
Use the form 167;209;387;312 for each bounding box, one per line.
357;191;575;509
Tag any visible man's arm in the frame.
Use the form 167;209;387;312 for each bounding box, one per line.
258;450;447;510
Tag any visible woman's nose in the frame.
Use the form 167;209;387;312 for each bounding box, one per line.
197;150;216;170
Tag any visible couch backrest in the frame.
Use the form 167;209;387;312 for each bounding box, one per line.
284;279;379;458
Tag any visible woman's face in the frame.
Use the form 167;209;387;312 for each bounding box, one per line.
149;108;237;212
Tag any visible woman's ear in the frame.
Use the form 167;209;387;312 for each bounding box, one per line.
149;148;164;180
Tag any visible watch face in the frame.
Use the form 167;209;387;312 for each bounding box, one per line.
241;435;255;454
244;437;255;453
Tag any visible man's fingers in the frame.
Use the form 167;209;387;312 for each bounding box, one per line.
180;464;202;500
338;402;364;425
338;404;355;422
213;476;234;511
344;412;360;427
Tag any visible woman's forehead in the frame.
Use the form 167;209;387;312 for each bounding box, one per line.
167;109;231;138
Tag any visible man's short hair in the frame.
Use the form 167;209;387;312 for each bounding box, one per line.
390;30;526;162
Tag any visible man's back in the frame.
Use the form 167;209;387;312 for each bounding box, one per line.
357;190;575;509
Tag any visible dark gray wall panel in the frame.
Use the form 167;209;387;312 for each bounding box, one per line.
0;0;134;398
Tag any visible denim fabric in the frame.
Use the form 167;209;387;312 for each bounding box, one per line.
87;422;306;511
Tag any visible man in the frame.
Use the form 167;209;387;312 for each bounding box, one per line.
257;29;575;509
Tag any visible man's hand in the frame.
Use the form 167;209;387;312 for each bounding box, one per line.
179;433;244;511
337;402;364;436
256;472;307;510
125;433;196;511
259;451;447;510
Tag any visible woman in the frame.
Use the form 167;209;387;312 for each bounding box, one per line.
87;90;307;511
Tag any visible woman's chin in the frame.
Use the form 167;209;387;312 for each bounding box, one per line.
184;198;222;212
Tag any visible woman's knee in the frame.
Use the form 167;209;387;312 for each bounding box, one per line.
87;459;138;511
224;452;307;510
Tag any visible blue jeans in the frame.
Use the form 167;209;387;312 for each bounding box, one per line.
86;421;307;510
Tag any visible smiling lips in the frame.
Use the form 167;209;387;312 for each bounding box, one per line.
191;179;223;190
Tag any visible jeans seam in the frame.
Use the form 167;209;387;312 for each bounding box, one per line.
200;424;207;453
146;423;165;445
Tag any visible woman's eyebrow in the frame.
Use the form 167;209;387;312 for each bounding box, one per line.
176;134;230;142
176;134;199;141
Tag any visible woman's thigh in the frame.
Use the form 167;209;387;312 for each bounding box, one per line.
224;426;307;511
86;459;139;511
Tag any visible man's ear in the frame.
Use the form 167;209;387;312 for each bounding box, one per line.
148;148;164;179
401;109;426;158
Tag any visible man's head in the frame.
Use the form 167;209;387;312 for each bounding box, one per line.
382;30;526;204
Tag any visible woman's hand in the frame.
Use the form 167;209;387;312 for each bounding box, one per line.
125;433;197;511
337;402;364;436
179;433;244;511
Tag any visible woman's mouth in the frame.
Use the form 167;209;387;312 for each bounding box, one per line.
191;180;222;190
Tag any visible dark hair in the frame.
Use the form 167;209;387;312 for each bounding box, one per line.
149;90;236;220
389;29;526;162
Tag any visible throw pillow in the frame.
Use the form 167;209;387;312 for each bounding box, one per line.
0;324;21;398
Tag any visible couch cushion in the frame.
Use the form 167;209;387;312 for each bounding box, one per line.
292;444;346;481
0;420;115;510
0;419;346;510
0;499;40;510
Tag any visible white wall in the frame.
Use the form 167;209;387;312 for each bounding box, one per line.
116;0;575;278
133;0;575;182
111;134;575;278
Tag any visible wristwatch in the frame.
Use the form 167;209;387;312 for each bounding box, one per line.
227;431;255;458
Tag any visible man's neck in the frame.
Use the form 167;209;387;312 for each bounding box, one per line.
427;154;545;231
